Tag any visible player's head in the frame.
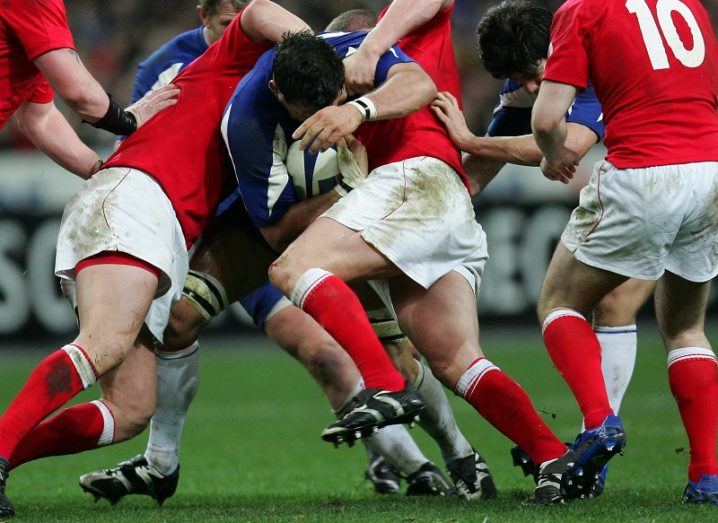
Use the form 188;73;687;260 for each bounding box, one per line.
270;31;345;121
476;0;553;93
197;0;245;45
325;9;377;32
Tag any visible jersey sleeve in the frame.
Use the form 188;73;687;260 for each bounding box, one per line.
221;104;297;229
566;85;604;140
373;44;414;85
3;0;75;61
29;76;55;104
543;0;590;90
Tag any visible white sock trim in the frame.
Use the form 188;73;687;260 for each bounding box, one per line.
156;341;200;360
334;379;365;417
455;359;499;398
542;309;586;335
667;347;717;367
414;359;425;388
61;344;97;389
91;400;115;446
290;268;332;308
593;324;637;334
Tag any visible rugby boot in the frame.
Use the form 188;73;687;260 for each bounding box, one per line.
405;462;454;496
0;458;14;521
683;474;718;505
365;454;401;494
79;454;179;506
532;449;575;505
562;415;626;499
447;450;497;500
322;385;425;446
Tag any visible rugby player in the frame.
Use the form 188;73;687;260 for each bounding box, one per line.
0;2;338;519
532;0;718;503
0;0;177;178
268;0;577;504
76;7;483;501
430;0;654;495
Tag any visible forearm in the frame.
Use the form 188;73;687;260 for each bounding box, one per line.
359;0;448;58
261;190;340;252
462;153;505;197
464;134;543;166
16;102;101;179
241;0;311;43
360;65;437;120
34;49;109;122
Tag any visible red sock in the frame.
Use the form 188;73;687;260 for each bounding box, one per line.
8;401;113;469
0;345;97;460
457;358;566;465
292;270;405;391
542;310;613;428
667;347;718;482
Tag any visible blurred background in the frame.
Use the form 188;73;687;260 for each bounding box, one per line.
0;0;717;340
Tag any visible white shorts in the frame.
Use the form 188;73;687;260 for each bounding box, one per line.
322;156;488;294
56;167;188;342
562;160;718;282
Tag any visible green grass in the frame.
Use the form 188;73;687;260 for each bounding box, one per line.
1;327;716;522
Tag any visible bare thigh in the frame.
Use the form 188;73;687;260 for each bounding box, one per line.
538;242;628;324
655;271;712;352
391;271;483;390
269;217;400;295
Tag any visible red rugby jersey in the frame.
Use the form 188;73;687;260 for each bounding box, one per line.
356;4;468;190
0;0;75;128
104;9;272;246
544;0;718;169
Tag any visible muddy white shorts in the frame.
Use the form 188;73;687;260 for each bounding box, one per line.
322;156;488;294
562;160;718;282
56;167;188;342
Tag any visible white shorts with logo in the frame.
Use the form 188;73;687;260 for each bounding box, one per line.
562;160;718;282
321;156;488;295
56;167;188;342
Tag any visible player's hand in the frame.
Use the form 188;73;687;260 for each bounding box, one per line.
540;148;578;184
126;83;180;128
431;92;475;151
292;104;364;154
343;48;380;96
336;134;369;190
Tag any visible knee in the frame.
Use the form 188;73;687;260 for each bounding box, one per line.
163;297;207;350
593;291;636;327
267;255;293;295
101;396;155;442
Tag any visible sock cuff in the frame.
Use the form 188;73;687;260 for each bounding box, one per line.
290;268;332;308
91;400;115;446
593;324;637;334
414;359;426;388
61;344;98;389
542;309;586;335
156;341;200;360
454;358;499;398
667;347;717;367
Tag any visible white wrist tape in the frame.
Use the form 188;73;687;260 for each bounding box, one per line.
348;96;377;122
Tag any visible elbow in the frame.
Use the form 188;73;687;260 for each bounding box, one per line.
414;73;437;110
61;83;105;120
531;113;560;139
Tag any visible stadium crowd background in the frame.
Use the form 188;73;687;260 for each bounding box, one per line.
1;0;718;340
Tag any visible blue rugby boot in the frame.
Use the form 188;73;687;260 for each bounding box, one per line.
683;474;718;505
562;414;626;499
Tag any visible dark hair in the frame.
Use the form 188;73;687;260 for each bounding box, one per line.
325;9;377;32
199;0;246;16
272;31;344;110
476;0;553;79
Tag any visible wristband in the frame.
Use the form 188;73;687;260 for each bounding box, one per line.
347;96;377;122
86;93;137;136
334;180;353;197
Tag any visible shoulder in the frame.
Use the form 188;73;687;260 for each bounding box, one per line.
319;31;370;58
140;27;207;69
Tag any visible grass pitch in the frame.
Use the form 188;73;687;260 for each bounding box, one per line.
1;326;716;522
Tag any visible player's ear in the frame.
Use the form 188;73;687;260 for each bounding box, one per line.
197;5;209;26
268;79;280;98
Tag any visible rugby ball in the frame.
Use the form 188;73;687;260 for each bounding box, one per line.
285;141;339;200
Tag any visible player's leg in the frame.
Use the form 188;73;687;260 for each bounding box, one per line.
391;271;568;503
269;216;407;393
591;278;654;416
655;271;718;503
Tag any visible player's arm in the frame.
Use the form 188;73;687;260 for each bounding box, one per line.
532;80;580;180
344;0;453;94
14;101;102;179
240;0;311;42
293;62;437;154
